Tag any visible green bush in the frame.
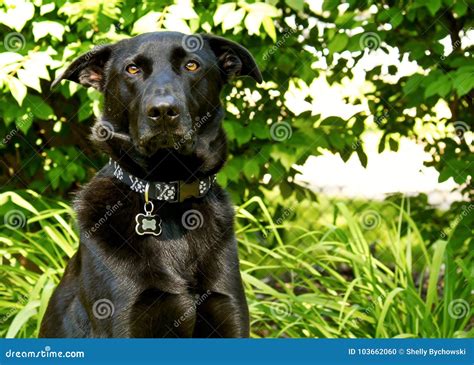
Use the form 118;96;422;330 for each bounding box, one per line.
0;0;472;202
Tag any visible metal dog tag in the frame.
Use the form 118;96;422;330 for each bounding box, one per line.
135;201;162;236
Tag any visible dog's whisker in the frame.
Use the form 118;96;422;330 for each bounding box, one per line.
110;132;132;142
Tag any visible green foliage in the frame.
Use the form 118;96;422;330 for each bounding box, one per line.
1;191;472;338
0;191;77;338
1;0;471;204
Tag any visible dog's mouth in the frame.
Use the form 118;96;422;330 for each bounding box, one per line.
135;132;196;157
90;118;196;159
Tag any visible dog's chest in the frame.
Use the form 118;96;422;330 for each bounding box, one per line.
76;177;234;291
123;218;219;291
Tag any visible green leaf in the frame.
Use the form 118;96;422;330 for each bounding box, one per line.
262;17;277;42
329;133;345;150
403;74;424;95
247;3;280;18
438;159;468;184
391;11;403;28
216;172;227;186
222;158;242;181
424;75;452;98
322;0;339;12
280;181;292;199
251;121;269;139
23;53;52;81
244;3;280;35
425;240;448;310
388;137;399;152
452;71;474;97
47;168;62;190
235;124;252;145
328;33;348;53
25;95;54;120
223;121;235;140
222;8;245;32
375;288;404;337
425;0;441;16
17;69;41;92
243;159;260;179
6;302;39;338
285;0;304;12
356;147;368;168
7;77;27;106
214;3;236;25
78;102;93;122
2;191;38;213
16;113;33;134
352;118;365;135
132;12;162;34
453;1;468;16
0;0;35;32
32;21;65;41
320;116;346;126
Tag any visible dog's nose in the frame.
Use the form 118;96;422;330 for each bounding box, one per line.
147;97;180;122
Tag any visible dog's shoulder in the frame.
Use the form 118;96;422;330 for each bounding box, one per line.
74;169;140;242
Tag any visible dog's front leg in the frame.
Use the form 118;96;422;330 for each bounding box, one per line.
193;243;249;338
192;290;249;338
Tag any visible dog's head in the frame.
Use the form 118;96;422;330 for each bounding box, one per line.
53;32;261;179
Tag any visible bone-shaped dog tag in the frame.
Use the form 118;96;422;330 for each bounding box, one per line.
135;202;162;236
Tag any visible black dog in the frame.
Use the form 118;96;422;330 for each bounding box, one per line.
39;32;261;338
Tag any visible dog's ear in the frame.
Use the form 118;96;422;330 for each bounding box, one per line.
51;45;113;91
202;34;263;84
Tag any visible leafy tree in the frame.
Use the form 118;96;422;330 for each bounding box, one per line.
0;0;472;206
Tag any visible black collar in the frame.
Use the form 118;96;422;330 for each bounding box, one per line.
108;158;216;203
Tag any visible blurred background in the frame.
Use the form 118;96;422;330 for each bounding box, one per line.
0;0;472;338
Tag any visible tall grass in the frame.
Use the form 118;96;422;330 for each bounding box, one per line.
0;190;472;338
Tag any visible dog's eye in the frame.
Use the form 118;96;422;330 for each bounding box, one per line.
184;61;200;72
126;64;141;75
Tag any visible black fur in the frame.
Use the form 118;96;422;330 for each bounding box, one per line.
39;32;261;338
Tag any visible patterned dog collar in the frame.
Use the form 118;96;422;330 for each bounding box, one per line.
108;158;216;203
